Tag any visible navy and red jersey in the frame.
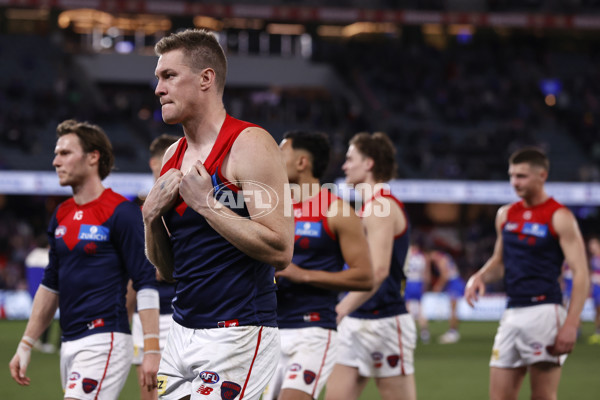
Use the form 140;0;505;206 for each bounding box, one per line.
502;197;565;307
350;189;409;319
277;188;344;330
160;114;278;329
41;189;157;341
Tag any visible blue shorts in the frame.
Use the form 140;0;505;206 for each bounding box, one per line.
445;277;465;299
404;281;424;301
593;284;600;307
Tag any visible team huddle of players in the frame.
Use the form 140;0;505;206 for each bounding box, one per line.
9;29;597;400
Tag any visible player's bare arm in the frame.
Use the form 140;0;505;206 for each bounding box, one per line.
465;205;508;307
275;199;373;291
335;197;400;322
143;144;182;281
9;286;59;386
550;207;590;355
137;307;161;392
179;127;294;270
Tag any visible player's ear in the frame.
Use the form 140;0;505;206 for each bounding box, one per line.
87;149;101;166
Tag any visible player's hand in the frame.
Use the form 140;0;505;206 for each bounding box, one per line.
548;322;577;356
464;274;485;307
275;263;306;284
179;161;215;215
143;169;183;221
9;340;33;386
140;352;161;393
335;303;350;325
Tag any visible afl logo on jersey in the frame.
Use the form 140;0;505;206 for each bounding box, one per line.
78;225;109;242
55;225;67;238
523;210;532;220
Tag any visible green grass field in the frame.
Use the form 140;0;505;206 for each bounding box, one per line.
1;320;599;399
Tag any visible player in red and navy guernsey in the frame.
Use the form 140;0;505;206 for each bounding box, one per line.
465;147;589;400
143;29;294;400
9;119;160;399
262;131;373;400
326;133;417;400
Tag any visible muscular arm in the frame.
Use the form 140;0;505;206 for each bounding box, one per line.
464;205;508;307
9;286;58;385
275;199;373;291
179;128;294;270
335;197;400;321
143;146;182;281
551;207;590;355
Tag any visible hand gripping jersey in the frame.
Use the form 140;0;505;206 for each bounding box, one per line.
277;188;344;330
41;189;157;341
160;114;277;329
351;189;410;319
502;198;565;307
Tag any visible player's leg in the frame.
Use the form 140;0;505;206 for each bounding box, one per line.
324;364;368;400
375;375;416;400
489;366;527;400
529;362;561;400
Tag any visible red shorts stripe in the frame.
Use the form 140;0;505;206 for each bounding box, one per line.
395;316;406;375
240;326;263;399
311;330;332;398
94;332;114;400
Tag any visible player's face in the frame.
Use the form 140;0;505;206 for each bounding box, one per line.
52;133;95;187
343;145;370;185
279;139;298;183
508;162;546;199
155;49;205;125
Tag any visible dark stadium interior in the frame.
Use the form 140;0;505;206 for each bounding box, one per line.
1;1;600;292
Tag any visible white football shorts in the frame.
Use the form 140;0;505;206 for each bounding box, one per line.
157;321;279;400
263;327;336;400
490;303;568;368
336;314;416;378
132;313;173;365
61;332;133;400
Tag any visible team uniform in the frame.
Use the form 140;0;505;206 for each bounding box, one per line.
436;252;466;300
404;247;427;303
41;189;158;399
132;281;175;364
336;189;416;378
490;198;568;368
157;115;279;400
263;189;342;400
591;255;600;308
561;262;573;306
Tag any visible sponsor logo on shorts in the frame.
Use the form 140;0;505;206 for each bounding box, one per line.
82;378;98;393
387;354;400;367
531;342;543;356
78;225;109;242
197;385;214;395
289;363;302;372
303;370;316;385
491;349;499;361
200;371;220;384
288;374;297;379
68;383;76;389
55;225;67;238
69;371;80;381
221;381;241;400
157;375;168;395
371;352;383;361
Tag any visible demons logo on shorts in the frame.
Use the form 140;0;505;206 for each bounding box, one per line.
82;378;98;393
303;370;316;385
220;381;241;400
387;355;400;367
200;370;220;384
